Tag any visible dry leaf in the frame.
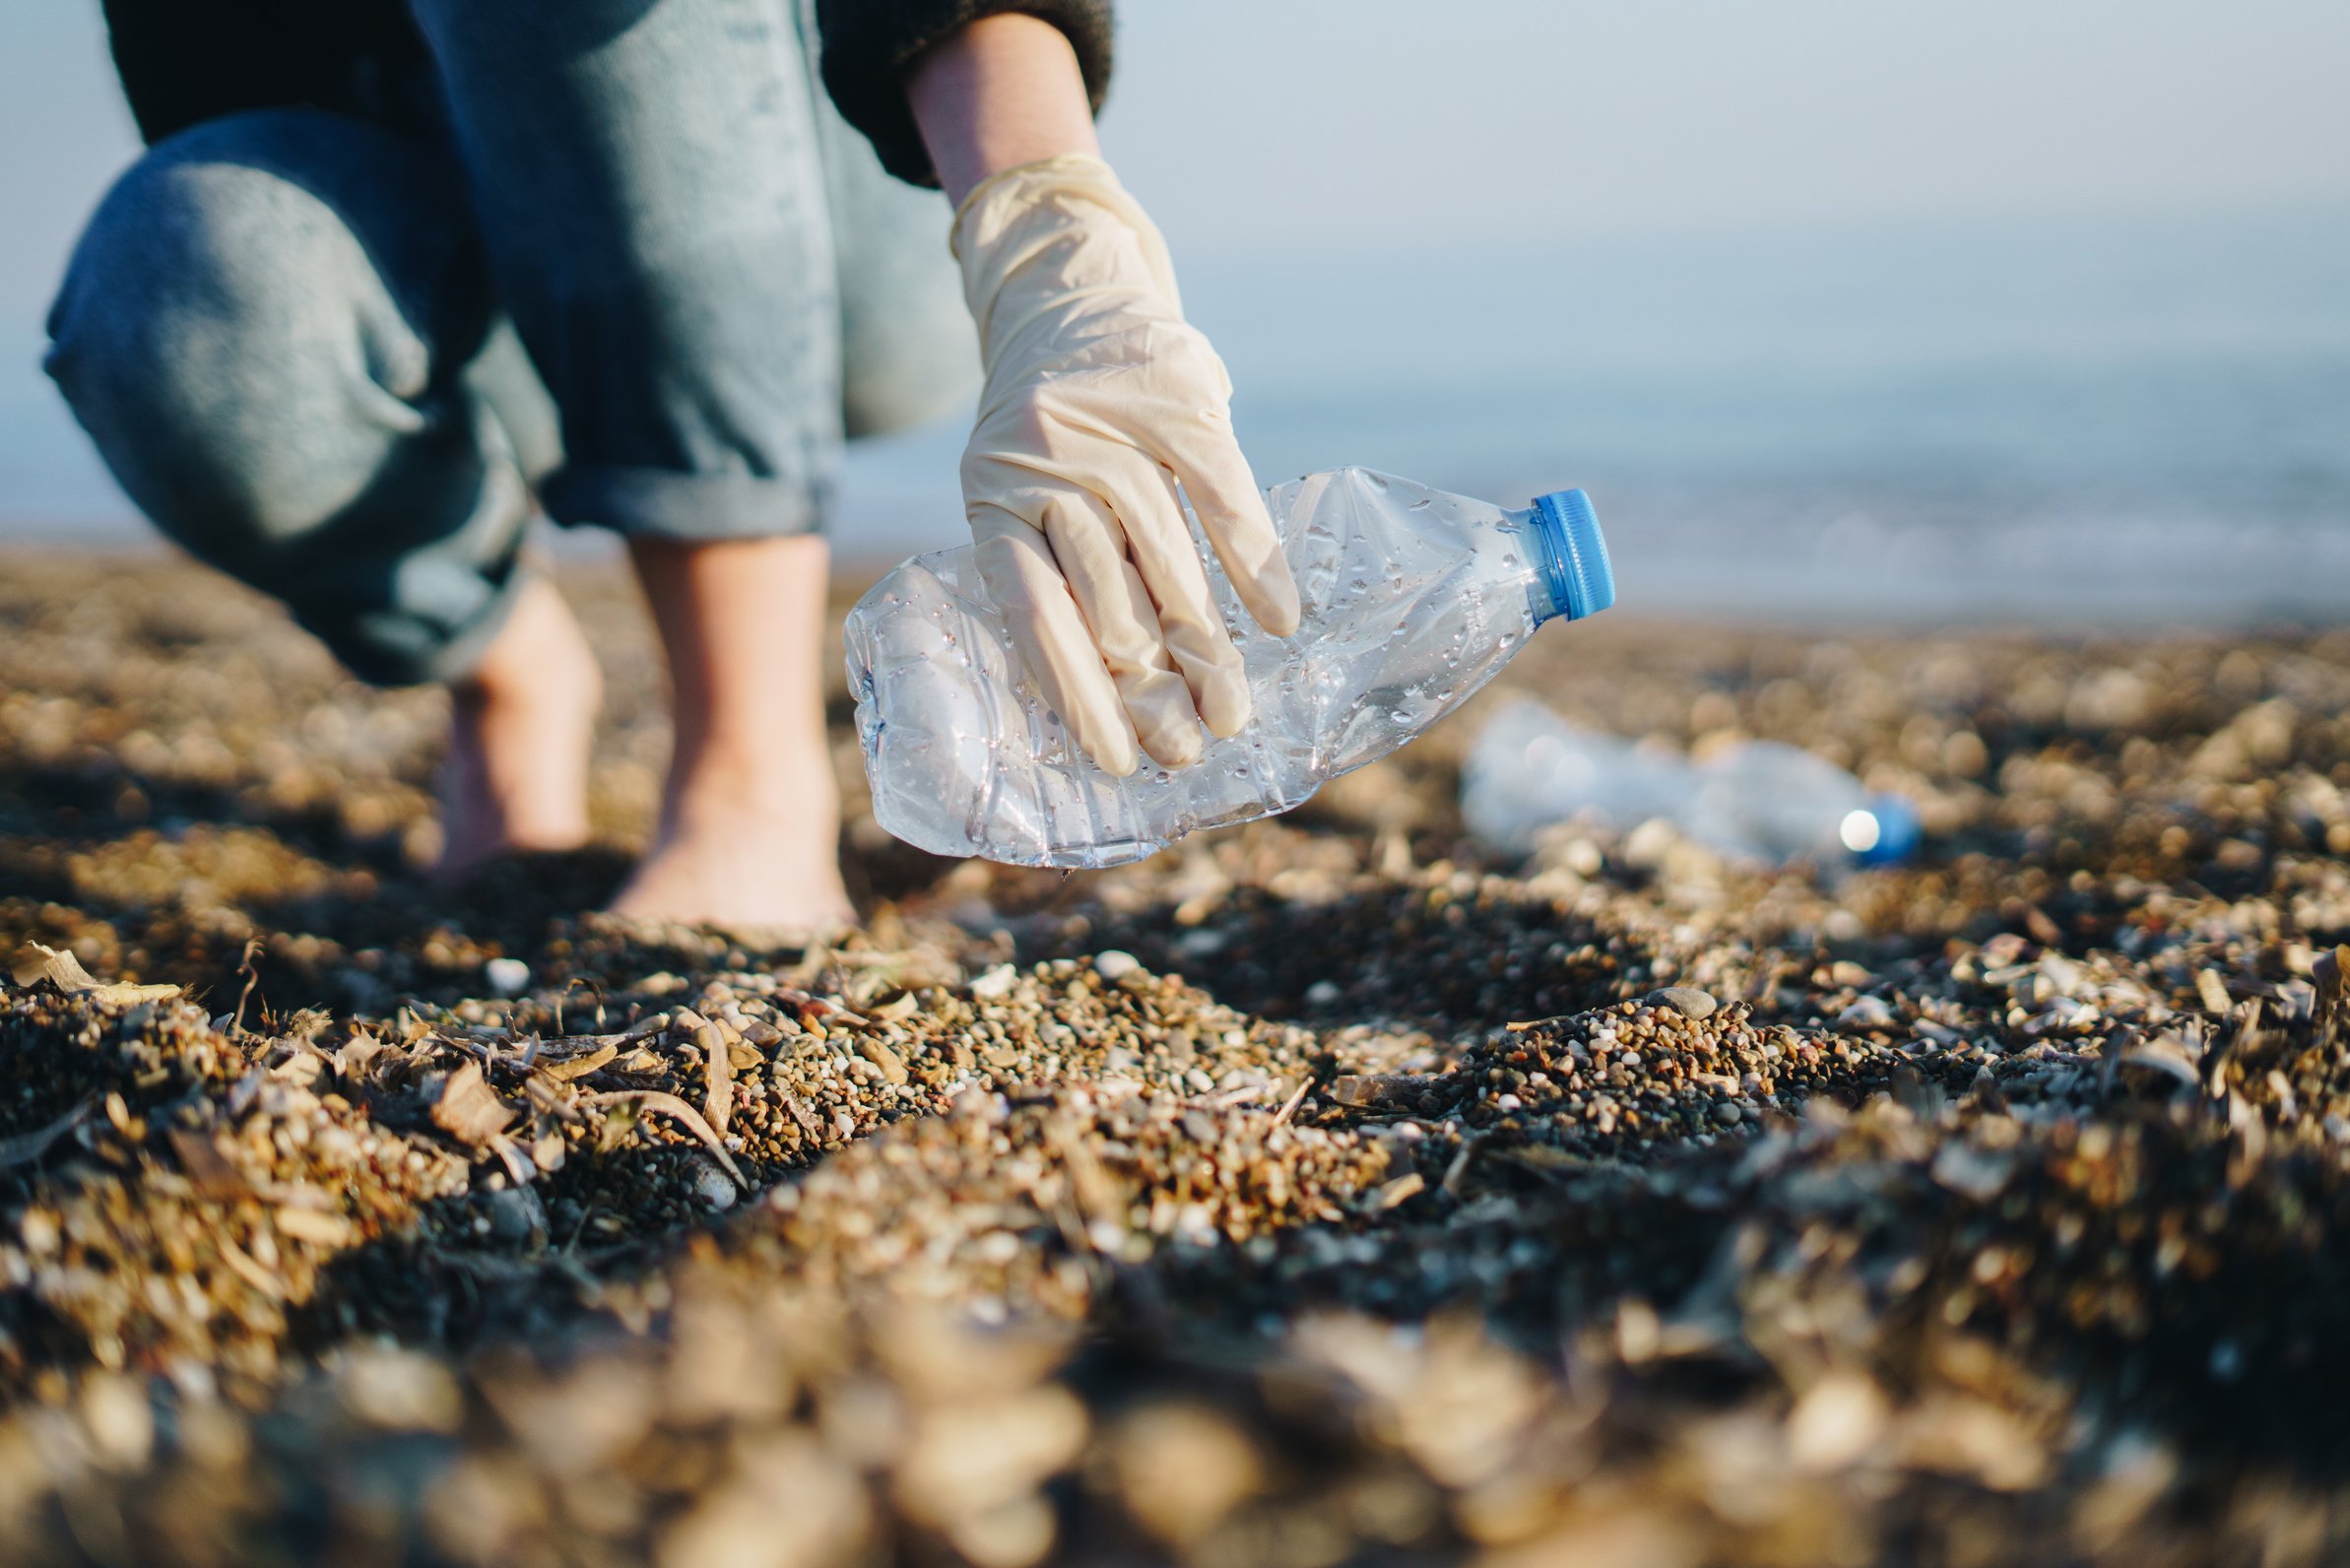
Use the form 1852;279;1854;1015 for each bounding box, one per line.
532;1118;567;1175
431;1062;515;1147
11;943;180;1006
539;1043;618;1082
336;1031;390;1089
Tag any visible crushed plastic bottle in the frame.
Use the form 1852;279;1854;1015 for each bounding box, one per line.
1461;696;1922;867
847;468;1615;867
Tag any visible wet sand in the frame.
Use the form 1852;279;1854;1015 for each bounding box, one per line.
2;551;2347;1565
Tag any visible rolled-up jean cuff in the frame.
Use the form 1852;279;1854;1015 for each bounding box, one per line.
543;464;828;541
301;556;532;688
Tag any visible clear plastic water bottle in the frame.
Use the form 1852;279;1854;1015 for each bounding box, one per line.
1462;696;1922;867
847;468;1616;867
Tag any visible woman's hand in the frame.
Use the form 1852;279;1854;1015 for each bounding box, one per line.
909;19;1299;777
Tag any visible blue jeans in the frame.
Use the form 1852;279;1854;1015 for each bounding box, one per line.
44;0;975;685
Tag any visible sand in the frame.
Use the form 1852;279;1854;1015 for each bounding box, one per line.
1;551;2347;1565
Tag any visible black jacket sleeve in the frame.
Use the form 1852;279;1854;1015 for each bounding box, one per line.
99;0;425;145
815;0;1114;188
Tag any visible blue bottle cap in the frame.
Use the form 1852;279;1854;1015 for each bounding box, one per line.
1531;489;1615;621
1850;793;1923;866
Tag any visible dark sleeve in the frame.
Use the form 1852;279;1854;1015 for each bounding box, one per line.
815;0;1114;188
99;0;424;146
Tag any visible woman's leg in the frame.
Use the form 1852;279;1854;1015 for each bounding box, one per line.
440;575;601;875
604;91;971;930
44;107;599;875
611;534;852;931
410;0;858;931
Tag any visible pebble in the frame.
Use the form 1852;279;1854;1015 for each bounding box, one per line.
1646;986;1718;1019
1839;996;1898;1029
484;957;531;998
692;1159;739;1210
1094;950;1142;982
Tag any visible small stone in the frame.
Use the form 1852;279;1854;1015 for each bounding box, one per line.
1094;950;1142;982
79;1373;155;1470
484;957;530;999
969;963;1018;1000
1838;996;1897;1029
1712;1100;1743;1126
1304;979;1342;1007
691;1157;738;1209
485;1186;540;1243
1646;987;1717;1019
857;1036;909;1086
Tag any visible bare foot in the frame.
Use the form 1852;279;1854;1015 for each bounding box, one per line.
608;751;856;938
436;575;601;880
605;534;855;938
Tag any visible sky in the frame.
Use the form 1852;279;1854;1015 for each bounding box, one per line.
1;0;2346;568
1103;0;2350;256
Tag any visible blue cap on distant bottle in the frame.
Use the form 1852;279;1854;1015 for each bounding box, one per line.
1531;489;1615;621
1839;793;1923;866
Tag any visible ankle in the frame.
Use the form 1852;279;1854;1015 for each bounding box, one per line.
664;744;838;817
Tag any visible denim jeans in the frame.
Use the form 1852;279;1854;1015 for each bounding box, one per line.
45;0;975;685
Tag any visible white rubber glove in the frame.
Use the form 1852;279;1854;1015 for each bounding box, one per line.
953;154;1301;777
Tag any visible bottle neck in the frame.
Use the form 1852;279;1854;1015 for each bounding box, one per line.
1518;504;1579;626
1523;489;1612;626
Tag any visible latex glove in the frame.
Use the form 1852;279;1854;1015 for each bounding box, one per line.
953;154;1301;777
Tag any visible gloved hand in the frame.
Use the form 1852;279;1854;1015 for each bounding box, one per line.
953;154;1301;777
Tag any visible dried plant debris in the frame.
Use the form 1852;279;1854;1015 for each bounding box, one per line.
10;943;179;1006
2;555;2350;1563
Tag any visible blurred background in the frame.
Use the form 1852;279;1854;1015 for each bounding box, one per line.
3;0;2346;621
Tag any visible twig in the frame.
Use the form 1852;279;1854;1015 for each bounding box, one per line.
1270;1076;1314;1128
556;975;602;1037
1441;1132;1487;1198
231;938;265;1036
696;1021;734;1138
581;1090;744;1185
215;1232;286;1300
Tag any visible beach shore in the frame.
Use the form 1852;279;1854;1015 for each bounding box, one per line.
2;551;2346;1564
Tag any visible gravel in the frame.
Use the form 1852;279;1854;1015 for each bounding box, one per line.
1;554;2347;1565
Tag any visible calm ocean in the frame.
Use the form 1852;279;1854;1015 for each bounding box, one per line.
9;205;2348;624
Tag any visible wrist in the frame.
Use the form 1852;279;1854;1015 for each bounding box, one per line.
907;14;1100;205
950;154;1186;325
